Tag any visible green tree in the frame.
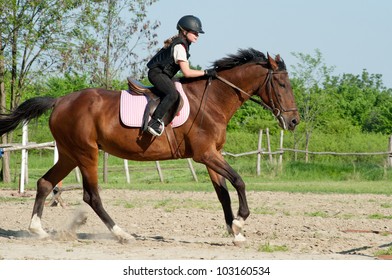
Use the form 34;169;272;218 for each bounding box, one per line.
0;0;160;182
0;1;11;181
0;0;93;182
0;0;96;111
59;0;160;88
290;49;335;161
363;94;392;134
332;70;392;134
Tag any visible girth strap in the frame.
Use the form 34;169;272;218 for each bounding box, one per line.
164;124;181;159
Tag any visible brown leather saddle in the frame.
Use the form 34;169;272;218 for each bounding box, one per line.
127;77;184;132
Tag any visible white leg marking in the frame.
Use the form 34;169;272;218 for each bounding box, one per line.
232;217;247;246
29;214;50;239
232;217;245;235
111;225;134;244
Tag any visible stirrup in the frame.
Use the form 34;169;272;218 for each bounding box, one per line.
147;119;164;136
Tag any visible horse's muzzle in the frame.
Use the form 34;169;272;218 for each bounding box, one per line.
278;112;300;131
288;116;300;130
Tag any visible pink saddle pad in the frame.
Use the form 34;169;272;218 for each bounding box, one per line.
120;81;190;128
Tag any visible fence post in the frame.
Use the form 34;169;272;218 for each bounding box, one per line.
266;128;273;163
18;123;28;193
103;152;109;183
54;142;63;189
388;136;392;167
155;161;164;182
257;129;263;176
279;130;284;171
187;158;198;182
74;167;81;183
124;160;130;184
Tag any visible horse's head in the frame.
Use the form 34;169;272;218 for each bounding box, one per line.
256;53;300;131
212;48;299;131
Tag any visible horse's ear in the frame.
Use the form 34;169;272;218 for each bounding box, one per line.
267;52;279;71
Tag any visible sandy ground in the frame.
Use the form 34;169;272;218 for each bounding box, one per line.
0;189;391;260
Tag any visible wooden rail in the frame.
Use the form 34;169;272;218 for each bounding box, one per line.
1;125;391;194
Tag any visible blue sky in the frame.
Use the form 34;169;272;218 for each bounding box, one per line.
147;0;392;88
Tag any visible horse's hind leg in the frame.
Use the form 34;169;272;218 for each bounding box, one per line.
77;155;133;243
29;155;76;238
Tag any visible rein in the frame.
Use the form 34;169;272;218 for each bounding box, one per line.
215;69;297;118
215;71;275;114
215;75;267;107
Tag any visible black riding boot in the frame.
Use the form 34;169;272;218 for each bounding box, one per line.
147;117;164;136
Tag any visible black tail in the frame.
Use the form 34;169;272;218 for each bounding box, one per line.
0;96;57;136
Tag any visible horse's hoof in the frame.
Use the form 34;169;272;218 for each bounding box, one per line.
29;227;50;240
29;214;50;239
233;233;247;247
117;232;135;244
111;225;135;244
118;236;134;244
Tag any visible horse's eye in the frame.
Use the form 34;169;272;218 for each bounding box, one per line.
279;83;286;88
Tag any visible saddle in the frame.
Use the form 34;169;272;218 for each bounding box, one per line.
127;77;184;131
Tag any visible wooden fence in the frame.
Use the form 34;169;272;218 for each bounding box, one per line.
222;129;392;176
0;124;198;193
1;125;391;193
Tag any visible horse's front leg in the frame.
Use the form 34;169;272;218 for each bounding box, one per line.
228;170;249;246
206;167;235;233
199;152;250;245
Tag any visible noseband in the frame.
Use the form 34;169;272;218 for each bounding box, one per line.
215;68;297;118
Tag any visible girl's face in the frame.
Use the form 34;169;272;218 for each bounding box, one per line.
184;30;199;43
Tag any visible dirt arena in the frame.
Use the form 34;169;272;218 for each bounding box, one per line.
0;189;391;260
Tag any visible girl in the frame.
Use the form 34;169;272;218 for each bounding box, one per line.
146;15;216;136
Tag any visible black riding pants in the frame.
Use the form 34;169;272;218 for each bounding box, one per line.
148;67;179;120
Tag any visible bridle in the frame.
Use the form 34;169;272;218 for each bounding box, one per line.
215;68;298;118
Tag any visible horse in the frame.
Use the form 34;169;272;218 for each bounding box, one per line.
0;48;299;245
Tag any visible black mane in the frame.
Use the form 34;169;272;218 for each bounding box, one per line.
212;48;286;71
180;48;286;84
213;48;267;70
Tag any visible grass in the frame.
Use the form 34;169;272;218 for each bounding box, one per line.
246;180;392;194
3;176;392;197
305;211;328;218
123;202;136;209
375;246;392;256
1;149;392;196
253;206;276;215
381;203;392;208
152;198;219;212
367;213;392;220
0;196;32;203
258;242;289;253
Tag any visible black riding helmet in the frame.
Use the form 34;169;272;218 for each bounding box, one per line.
177;15;205;34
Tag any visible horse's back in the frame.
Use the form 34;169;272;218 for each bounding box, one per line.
53;88;119;114
49;88;120;143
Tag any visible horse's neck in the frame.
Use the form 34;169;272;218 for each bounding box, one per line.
210;70;257;116
185;76;249;123
183;64;264;124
